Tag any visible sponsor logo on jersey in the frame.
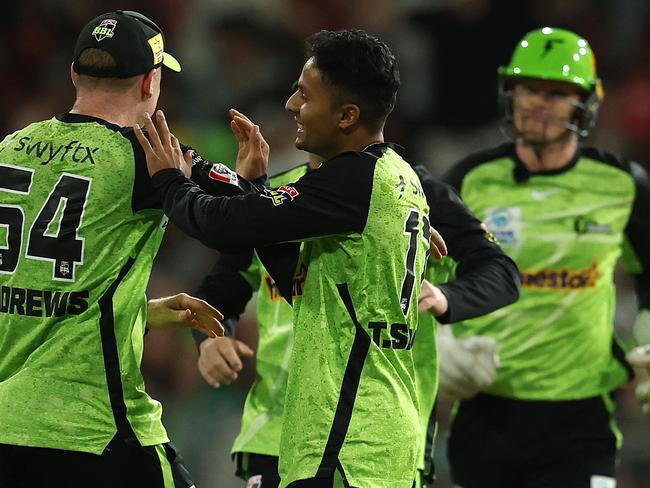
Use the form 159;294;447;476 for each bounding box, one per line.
208;163;238;186
520;261;600;290
13;137;98;165
262;186;299;206
1;286;89;317
484;206;521;247
574;216;613;235
92;19;117;42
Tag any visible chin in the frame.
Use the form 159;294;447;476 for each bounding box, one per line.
295;140;308;151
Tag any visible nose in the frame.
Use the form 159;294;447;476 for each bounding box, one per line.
285;91;299;114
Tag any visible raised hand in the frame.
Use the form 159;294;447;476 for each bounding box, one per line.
229;108;269;181
134;110;191;177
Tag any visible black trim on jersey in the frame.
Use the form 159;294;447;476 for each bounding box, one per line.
316;284;371;478
413;164;520;323
335;459;351;488
625;161;650;311
512;148;580;182
98;257;139;445
421;402;438;484
442;143;514;192
442;141;581;188
612;338;635;381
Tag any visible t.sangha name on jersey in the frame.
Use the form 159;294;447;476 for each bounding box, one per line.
1;286;89;317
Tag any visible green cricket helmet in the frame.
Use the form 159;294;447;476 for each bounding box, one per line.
498;27;604;137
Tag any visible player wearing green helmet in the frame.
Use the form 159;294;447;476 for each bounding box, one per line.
499;27;604;141
440;27;650;487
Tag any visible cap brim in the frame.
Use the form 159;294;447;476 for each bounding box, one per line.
162;52;181;72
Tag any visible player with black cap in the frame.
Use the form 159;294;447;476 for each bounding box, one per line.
0;10;226;488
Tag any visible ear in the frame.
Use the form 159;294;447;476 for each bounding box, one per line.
70;62;78;88
141;69;157;100
338;103;360;130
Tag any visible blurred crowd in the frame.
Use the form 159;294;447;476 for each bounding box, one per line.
2;0;649;486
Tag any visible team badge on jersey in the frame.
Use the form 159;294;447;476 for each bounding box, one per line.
484;206;521;247
92;19;117;42
262;186;299;206
208;163;239;186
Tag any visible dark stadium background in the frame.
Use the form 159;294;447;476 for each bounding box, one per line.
3;1;648;486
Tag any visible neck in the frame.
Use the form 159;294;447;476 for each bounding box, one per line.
70;92;142;127
328;130;384;160
515;133;578;172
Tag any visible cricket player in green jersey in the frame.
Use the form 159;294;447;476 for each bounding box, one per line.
0;11;226;488
440;28;650;488
194;159;317;488
192;156;519;487
138;30;450;487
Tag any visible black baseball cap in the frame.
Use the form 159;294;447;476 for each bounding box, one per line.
73;10;181;78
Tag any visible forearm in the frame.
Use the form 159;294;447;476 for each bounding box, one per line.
437;253;520;323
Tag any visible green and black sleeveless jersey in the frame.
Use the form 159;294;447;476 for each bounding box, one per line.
153;143;431;487
194;163;310;460
443;142;650;400
0;113;243;455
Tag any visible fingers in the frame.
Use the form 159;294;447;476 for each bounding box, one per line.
230;119;246;144
174;293;225;338
627;344;650;368
233;116;255;140
229;108;254;127
180;148;193;178
174;293;224;320
133;123;153;156
198;338;240;386
155;110;173;148
142;112;162;150
235;339;255;358
429;226;448;260
635;382;650;415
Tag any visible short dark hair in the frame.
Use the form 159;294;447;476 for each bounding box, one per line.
305;29;400;132
75;48;141;91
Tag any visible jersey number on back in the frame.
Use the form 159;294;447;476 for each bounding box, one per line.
400;209;431;316
0;164;91;281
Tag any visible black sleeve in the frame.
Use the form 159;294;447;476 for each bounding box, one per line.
625;161;650;311
123;131;259;212
191;250;255;346
413;164;520;324
150;152;375;251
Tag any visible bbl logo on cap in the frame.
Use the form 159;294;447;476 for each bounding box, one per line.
92;19;117;42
